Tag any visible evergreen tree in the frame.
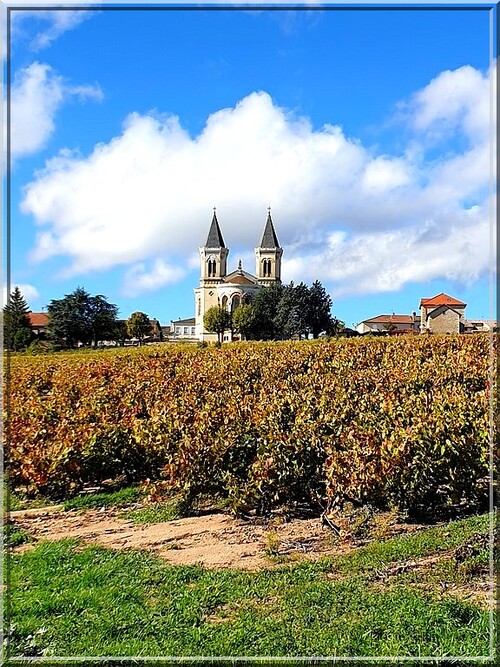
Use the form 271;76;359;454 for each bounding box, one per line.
88;295;119;347
114;320;128;347
127;312;152;345
248;282;284;340
48;287;118;348
306;280;334;338
3;287;34;350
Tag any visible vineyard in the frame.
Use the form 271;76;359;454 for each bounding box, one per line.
6;334;494;515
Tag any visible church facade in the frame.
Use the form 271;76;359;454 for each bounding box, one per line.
194;209;283;341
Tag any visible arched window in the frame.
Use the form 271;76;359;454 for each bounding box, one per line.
221;295;228;311
231;294;241;312
207;259;217;277
243;294;252;305
262;259;268;277
267;259;272;276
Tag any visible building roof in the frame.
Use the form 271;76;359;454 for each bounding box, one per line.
27;312;49;327
259;210;280;248
223;274;258;285
362;314;417;324
420;292;466;307
171;317;196;326
205;210;226;248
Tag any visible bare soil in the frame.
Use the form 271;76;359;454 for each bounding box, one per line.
8;505;492;608
9;506;353;570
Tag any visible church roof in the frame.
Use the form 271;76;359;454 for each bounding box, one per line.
224;261;259;285
259;210;280;248
205;210;226;248
223;274;258;285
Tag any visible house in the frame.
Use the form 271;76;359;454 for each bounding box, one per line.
170;317;197;339
356;313;420;334
26;312;50;337
419;293;466;334
193;208;283;342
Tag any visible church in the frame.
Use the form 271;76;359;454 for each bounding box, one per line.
194;209;283;341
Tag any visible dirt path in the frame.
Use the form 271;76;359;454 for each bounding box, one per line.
8;506;492;609
9;506;347;570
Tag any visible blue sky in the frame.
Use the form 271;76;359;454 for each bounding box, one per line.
6;2;497;329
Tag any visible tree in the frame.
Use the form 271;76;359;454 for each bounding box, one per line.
276;282;311;339
3;287;34;351
127;312;152;345
88;295;120;347
48;287;118;348
113;320;128;347
247;282;284;340
204;306;232;343
326;317;345;336
232;304;256;340
306;280;334;338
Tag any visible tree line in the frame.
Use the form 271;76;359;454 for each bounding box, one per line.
3;286;157;351
204;280;344;342
4;279;342;351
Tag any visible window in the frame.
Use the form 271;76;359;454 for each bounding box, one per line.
231;294;241;312
191;327;196;335
207;258;217;277
184;327;189;334
197;299;201;316
175;327;181;334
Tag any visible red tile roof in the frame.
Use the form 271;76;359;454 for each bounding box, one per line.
420;293;466;307
27;312;49;327
363;314;416;324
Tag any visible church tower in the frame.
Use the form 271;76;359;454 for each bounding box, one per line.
194;209;229;339
255;208;283;286
199;208;228;282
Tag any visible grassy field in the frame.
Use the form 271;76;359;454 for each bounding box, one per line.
5;512;493;660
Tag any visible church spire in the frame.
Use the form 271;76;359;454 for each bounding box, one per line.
205;208;226;248
255;208;283;285
259;207;280;248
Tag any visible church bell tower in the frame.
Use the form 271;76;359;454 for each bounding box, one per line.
195;208;229;340
255;208;283;286
199;208;229;283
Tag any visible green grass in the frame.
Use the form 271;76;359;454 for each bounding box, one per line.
62;486;143;511
3;522;33;548
125;493;231;525
5;513;493;659
125;501;184;524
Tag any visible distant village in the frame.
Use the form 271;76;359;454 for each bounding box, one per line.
20;212;497;346
25;290;496;348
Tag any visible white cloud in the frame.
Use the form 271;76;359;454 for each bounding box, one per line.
20;64;494;297
3;283;40;308
11;9;93;52
282;203;491;296
10;62;102;159
123;260;187;297
403;64;495;145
